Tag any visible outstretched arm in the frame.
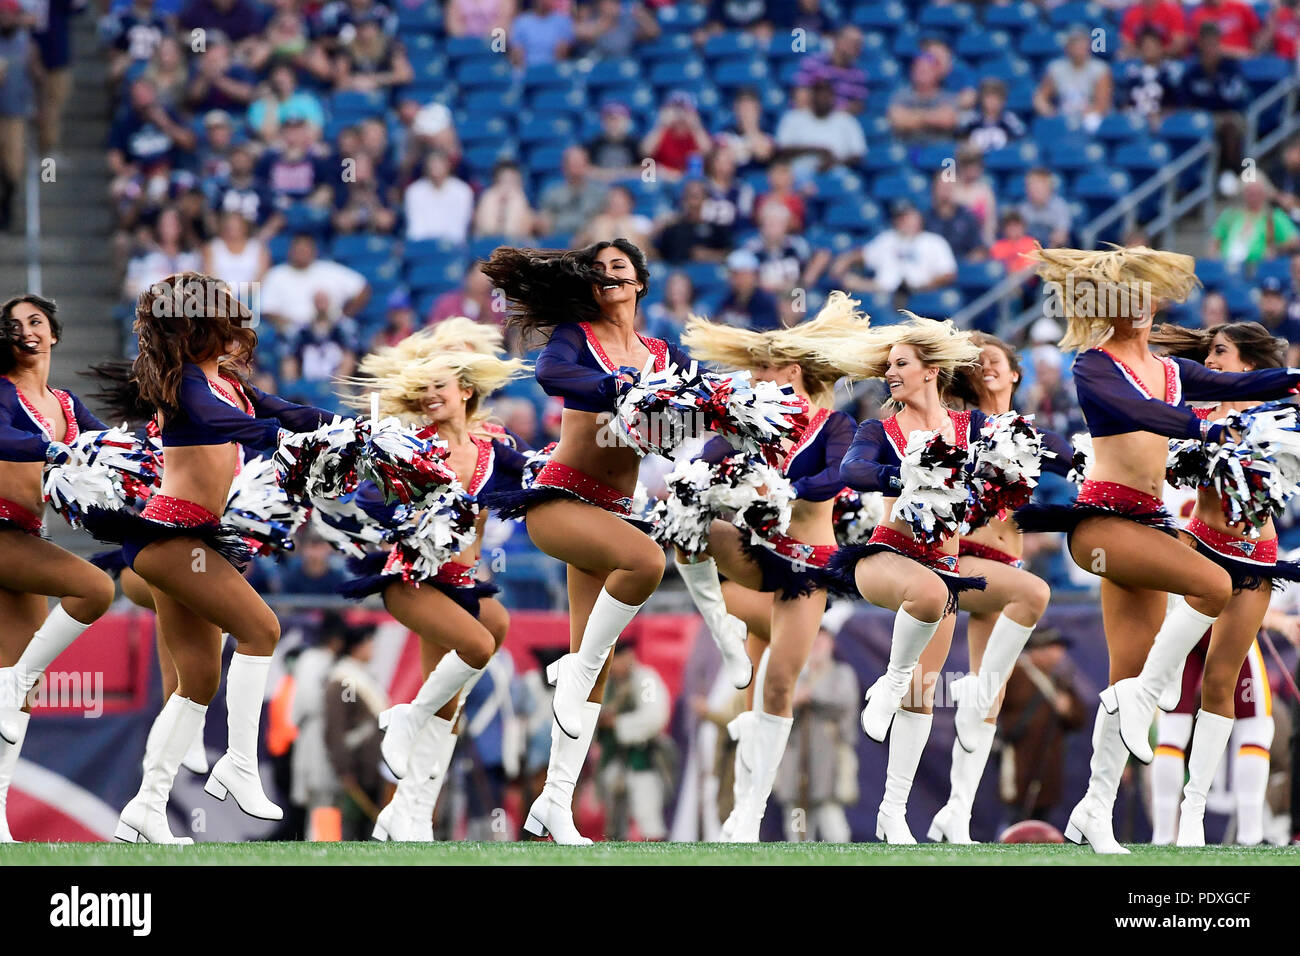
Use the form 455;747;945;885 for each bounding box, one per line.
1174;357;1300;404
792;411;856;501
1074;350;1227;442
839;419;902;494
534;324;620;412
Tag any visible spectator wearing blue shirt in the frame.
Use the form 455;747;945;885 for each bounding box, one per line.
1117;27;1183;124
103;0;169;84
33;0;76;156
714;249;782;332
108;75;197;182
510;0;574;67
178;0;264;44
926;172;987;260
183;29;257;115
1180;22;1248;195
211;142;283;238
282;305;360;384
0;0;33;231
1258;277;1300;365
257;115;336;210
278;537;351;595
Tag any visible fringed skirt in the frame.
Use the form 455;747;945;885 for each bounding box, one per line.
84;495;252;573
483;460;652;534
1186;518;1300;593
826;526;985;616
341;552;498;618
958;538;1025;569
1015;479;1179;542
0;497;44;538
735;528;838;601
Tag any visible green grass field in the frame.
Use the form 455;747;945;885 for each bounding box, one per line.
2;841;1298;866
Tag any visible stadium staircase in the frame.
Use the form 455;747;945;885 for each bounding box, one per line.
0;12;119;553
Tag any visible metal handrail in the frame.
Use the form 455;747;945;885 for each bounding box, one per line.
1077;138;1215;249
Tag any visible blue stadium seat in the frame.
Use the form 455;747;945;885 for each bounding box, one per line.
1194;259;1228;289
1018;27;1064;61
955;29;1010;61
918;2;974;32
525;143;567;173
352;257;402;286
528;87;587;115
404;239;469;264
394;0;442;32
822;198;883;233
331;233;396;262
406;50;447;82
680;262;727;290
984;141;1040;175
656;2;706;32
1112;139;1171;175
456;57;513;91
865;57;902;89
1046;140;1106;174
268;234;292;263
585;58;641;85
983;1;1039;33
957;260;1006;295
461;87;521;116
330;89;388;118
1221;280;1257;317
853;1;907;31
702;31;759;60
458;115;510;145
523;61;577;92
1047;1;1104;28
1241;56;1291;94
1256;258;1292;286
872;171;929;205
516;114;574;147
1094;112;1145;144
713;57;769;90
862;142;908;174
1005;78;1036;114
905;287;964;318
648;58;707;90
980;56;1033;84
812;169;866;202
444;36;494;61
469;235;510;261
913;142;957;174
1072;170;1130;218
464;143;518;176
764;34;806;61
637;33;693;61
284;203;329;237
408;257;469;295
1158;110;1213;146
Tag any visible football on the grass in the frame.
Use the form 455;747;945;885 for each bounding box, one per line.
999;821;1065;844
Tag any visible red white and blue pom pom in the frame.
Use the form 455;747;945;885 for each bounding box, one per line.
1067;432;1092;485
224;456;310;557
1170;401;1300;536
965;412;1044;529
45;426;162;529
696;371;809;467
274;417;365;500
356;418;460;506
892;430;972;546
521;441;558;488
310;491;409;559
382;489;480;583
832;487;886;546
649;451;792;553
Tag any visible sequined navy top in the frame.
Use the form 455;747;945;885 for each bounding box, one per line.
841;409;987;494
534;322;691;414
1073;348;1300;442
700;405;857;501
353;433;530;525
0;377;105;461
160;363;333;450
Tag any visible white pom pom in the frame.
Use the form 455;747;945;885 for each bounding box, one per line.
224;456;309;555
891;429;971;545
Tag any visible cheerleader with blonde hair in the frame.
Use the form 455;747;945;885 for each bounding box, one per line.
825;314;990;843
337;347;531;841
677;292;863;842
1012;246;1300;854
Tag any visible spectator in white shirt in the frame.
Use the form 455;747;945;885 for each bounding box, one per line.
831;199;957;294
404;148;474;242
260;233;371;330
774;79;867;183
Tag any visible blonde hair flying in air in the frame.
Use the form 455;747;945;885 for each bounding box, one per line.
681;291;871;406
344;348;529;429
1026;244;1200;352
813;312;981;404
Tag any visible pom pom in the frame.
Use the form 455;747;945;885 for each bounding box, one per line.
1067;432;1093;485
44;460;120;529
310;491;409;559
357;418;460;506
965;412;1044;530
521;441;558;488
382;489;480;583
892;430;971;546
224;456;310;557
45;426;162;529
274;417;365;500
832;487;886;546
650;451;792;553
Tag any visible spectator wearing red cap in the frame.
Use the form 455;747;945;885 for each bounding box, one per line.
1188;0;1262;57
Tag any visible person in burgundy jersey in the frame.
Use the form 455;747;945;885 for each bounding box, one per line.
1014;246;1300;854
1146;322;1299;846
0;294;116;843
480;239;692;844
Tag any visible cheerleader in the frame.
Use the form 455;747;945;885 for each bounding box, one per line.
1012;247;1300;854
930;334;1074;843
335;342;528;842
828;315;988;843
479;239;690;844
675;292;863;841
0;295;116;842
1145;322;1298;846
103;273;335;844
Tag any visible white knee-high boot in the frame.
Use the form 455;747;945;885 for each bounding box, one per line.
1231;715;1274;846
861;608;942;742
0;712;29;842
929;720;996;844
677;558;752;689
1064;703;1131;854
877;709;932;844
0;606;92;744
118;696;207;844
525;701;601;845
719;646;769;841
374;714;454;842
1151;711;1192;845
1176;710;1235;847
205;652;281;820
732;710;793;843
379;651;481;778
550;590;641;738
952;614;1033;753
1106;599;1216;764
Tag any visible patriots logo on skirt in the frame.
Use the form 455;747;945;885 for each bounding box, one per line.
937;555;959;573
1228;539;1257;557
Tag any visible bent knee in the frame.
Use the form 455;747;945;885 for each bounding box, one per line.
623;541;666;586
1023;576;1051;620
241;614;281;655
903;578;949;623
1190;571;1232;616
462;633;495;670
80;571;117;619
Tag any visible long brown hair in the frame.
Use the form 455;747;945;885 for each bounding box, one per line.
479;238;649;341
946;331;1023;408
1150;321;1286;370
0;294;63;375
133;273;258;411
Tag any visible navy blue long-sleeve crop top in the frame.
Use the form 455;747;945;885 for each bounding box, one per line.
535;321;692;413
159;364;333;450
0;377;105;462
841;408;987;494
1072;348;1300;441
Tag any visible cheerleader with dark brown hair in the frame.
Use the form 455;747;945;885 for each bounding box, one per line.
99;273;334;844
1146;321;1299;846
0;294;116;842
